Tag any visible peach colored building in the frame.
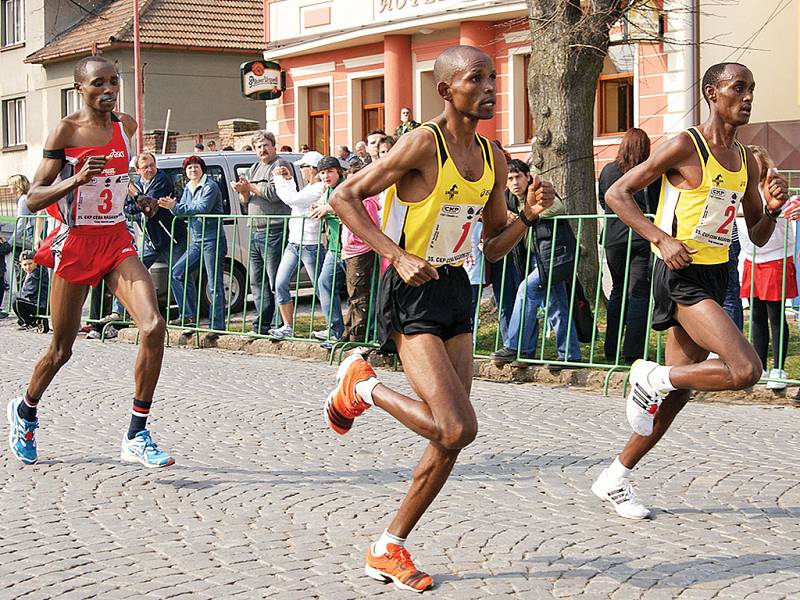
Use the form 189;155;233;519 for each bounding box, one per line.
262;0;690;176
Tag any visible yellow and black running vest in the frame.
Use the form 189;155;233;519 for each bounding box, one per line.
381;122;494;267
653;127;748;265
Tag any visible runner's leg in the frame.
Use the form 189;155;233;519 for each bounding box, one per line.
26;275;88;399
105;256;165;405
618;324;704;469
379;332;475;538
667;299;762;390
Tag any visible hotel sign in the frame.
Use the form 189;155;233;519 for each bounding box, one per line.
241;60;285;100
375;0;459;18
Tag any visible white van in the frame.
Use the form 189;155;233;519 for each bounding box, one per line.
147;151;305;313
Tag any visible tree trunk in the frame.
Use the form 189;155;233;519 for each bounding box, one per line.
526;0;624;300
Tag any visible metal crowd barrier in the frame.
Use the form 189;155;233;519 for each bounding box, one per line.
3;210;799;393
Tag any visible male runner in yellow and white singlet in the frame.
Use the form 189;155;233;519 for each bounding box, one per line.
325;46;555;592
593;62;788;519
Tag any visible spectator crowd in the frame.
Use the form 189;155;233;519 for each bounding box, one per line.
2;110;799;386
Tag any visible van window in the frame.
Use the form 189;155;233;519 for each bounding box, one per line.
163;165;231;214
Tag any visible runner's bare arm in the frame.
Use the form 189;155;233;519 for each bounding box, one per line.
482;144;555;262
741;146;788;246
606;134;697;270
330;130;439;285
26;121;108;212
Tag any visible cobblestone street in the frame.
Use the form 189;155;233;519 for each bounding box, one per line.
1;321;800;599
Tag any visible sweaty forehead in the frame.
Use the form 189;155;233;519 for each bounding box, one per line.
721;66;754;85
81;61;118;82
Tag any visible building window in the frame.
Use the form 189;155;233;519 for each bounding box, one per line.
523;55;536;142
307;85;330;154
3;97;25;147
1;0;24;47
361;77;384;135
598;75;634;135
61;87;83;117
597;46;635;136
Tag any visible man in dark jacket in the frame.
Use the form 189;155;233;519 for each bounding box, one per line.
490;159;581;363
128;152;187;268
12;250;49;329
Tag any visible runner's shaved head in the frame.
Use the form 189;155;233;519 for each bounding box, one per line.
433;45;491;86
74;55;116;83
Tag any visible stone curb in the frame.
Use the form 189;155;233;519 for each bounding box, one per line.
116;327;800;407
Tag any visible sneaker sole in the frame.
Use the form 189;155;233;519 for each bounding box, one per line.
324;353;368;435
7;399;37;465
591;479;650;520
364;565;431;593
324;392;353;435
119;450;175;468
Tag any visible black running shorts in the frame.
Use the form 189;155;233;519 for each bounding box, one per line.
377;263;473;353
651;258;728;331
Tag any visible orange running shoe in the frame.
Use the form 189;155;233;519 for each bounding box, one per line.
365;543;433;592
324;352;376;435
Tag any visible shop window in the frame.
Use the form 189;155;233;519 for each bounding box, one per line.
361;77;384;135
1;0;24;47
307;85;330;154
3;97;25;147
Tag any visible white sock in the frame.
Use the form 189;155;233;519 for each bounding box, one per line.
650;365;677;393
355;377;379;406
373;529;406;556
607;456;632;482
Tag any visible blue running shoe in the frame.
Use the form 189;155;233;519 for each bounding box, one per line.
120;430;175;468
7;397;38;465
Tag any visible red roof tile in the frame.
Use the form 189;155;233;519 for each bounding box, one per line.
26;0;264;64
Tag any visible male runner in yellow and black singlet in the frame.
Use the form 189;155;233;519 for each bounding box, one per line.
592;62;789;520
325;45;555;591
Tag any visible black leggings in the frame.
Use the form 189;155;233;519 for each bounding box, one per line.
750;298;789;370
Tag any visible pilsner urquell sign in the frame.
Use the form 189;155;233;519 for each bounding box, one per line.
240;60;285;100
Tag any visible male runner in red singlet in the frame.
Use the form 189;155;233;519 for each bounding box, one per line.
6;56;173;468
325;46;555;592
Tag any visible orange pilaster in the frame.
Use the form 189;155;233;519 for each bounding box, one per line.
384;35;413;136
459;21;497;140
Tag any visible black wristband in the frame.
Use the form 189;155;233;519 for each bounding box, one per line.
765;205;781;221
518;210;535;227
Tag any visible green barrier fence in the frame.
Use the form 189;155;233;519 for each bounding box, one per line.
3;210;800;393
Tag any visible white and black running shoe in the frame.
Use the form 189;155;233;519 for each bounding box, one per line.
592;468;651;520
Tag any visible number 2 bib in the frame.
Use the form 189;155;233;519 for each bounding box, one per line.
425;203;483;265
690;186;739;247
75;173;128;226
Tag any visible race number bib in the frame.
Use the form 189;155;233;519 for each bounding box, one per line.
425;203;483;265
75;174;128;226
691;186;740;247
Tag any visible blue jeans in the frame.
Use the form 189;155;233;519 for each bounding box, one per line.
275;242;325;306
504;266;582;360
723;234;743;331
112;240;187;318
317;249;345;338
249;228;283;332
490;254;523;340
171;236;227;330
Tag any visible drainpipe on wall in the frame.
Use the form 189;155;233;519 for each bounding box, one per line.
691;0;700;124
133;0;144;153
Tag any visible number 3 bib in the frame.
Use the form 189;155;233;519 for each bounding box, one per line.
426;203;483;265
691;186;739;247
75;174;128;226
